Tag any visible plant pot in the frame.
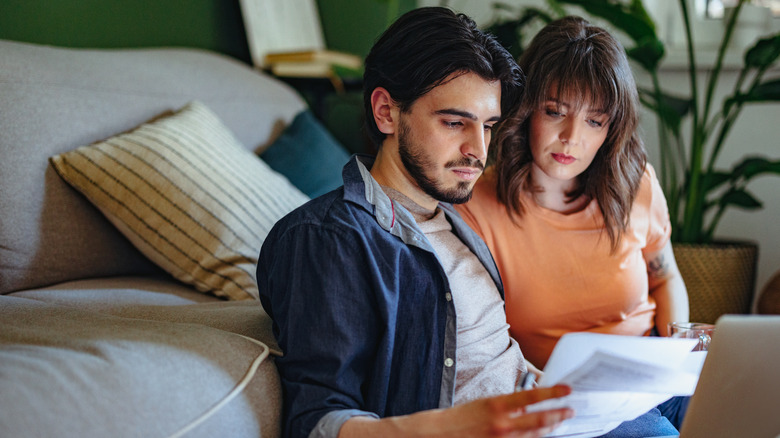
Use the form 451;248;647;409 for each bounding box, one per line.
673;241;758;324
757;270;780;315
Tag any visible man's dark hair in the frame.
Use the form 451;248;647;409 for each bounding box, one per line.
363;7;523;147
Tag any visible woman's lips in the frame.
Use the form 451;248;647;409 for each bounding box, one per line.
552;153;575;165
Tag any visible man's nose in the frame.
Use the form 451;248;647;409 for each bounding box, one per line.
462;125;488;162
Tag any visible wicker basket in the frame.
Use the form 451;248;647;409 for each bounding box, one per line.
673;241;758;324
757;270;780;314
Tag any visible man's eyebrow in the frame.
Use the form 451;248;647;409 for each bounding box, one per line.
435;108;501;123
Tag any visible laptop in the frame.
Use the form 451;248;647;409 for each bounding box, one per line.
675;314;780;438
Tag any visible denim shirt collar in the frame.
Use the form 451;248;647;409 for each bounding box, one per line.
341;154;503;299
343;154;433;251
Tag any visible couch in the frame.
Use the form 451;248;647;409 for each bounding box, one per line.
0;39;350;437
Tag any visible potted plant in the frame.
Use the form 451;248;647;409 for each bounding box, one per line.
485;0;780;322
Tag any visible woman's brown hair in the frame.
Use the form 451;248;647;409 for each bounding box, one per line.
492;16;647;251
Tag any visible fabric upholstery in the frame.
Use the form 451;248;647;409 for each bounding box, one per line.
0;39;304;437
0;39;306;294
261;110;351;198
50;101;309;300
9;277;280;354
0;293;282;438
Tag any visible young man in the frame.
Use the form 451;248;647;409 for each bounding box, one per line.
257;7;573;438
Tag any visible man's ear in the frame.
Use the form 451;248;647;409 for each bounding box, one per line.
371;87;398;135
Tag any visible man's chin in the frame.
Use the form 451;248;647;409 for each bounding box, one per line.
433;185;474;205
446;193;473;204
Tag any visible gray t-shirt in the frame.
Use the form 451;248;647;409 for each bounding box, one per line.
382;187;526;404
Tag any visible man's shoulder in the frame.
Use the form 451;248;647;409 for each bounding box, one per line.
268;187;380;238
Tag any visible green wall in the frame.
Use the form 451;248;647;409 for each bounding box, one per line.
0;0;415;63
0;0;251;62
318;0;417;59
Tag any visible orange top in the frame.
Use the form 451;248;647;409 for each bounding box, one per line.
456;165;671;368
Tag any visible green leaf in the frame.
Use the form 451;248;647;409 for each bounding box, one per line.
744;32;780;69
701;171;731;192
727;79;780;108
731;156;780;179
640;89;690;116
627;37;665;72
639;88;691;136
545;0;567;17
719;188;763;210
490;2;520;14
556;0;657;44
484;7;554;59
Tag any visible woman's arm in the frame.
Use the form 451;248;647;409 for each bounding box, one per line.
645;240;689;336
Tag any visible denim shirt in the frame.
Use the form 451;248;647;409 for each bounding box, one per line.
257;155;504;438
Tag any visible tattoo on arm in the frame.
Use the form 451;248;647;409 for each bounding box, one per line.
647;253;669;279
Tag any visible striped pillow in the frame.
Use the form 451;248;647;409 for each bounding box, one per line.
50;101;309;300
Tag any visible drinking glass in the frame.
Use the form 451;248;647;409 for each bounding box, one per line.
668;322;716;351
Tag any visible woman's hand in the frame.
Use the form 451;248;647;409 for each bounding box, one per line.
525;358;544;383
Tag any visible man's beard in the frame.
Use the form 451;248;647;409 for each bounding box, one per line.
397;117;483;205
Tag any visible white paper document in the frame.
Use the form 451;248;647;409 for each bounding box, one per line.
525;333;705;438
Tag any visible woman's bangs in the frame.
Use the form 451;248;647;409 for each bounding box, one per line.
542;56;619;121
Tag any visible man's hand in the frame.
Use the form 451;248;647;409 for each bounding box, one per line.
341;385;573;438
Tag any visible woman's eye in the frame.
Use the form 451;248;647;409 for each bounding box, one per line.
588;117;608;128
545;108;562;117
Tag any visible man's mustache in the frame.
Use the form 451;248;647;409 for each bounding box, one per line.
445;158;484;171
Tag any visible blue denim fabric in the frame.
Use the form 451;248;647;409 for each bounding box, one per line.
647;330;691;431
657;396;690;431
599;408;679;437
257;155;504;438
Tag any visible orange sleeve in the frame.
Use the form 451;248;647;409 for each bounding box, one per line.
643;164;672;254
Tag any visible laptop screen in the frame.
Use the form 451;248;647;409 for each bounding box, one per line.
679;315;780;438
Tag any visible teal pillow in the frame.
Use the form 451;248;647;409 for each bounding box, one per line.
261;110;351;198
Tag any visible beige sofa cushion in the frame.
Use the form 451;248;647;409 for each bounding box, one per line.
0;40;306;295
0;293;282;438
50;102;309;300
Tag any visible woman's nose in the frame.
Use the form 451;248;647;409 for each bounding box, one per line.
559;119;580;145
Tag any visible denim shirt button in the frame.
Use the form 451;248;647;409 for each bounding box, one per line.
445;292;452;302
444;358;454;367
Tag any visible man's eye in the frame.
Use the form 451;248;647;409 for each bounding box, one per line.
444;121;462;128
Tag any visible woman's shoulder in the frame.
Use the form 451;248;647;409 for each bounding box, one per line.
643;163;659;183
474;166;498;192
638;163;663;198
461;168;502;208
455;168;509;224
632;163;669;219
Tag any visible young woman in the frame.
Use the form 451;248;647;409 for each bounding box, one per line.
456;15;691;435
